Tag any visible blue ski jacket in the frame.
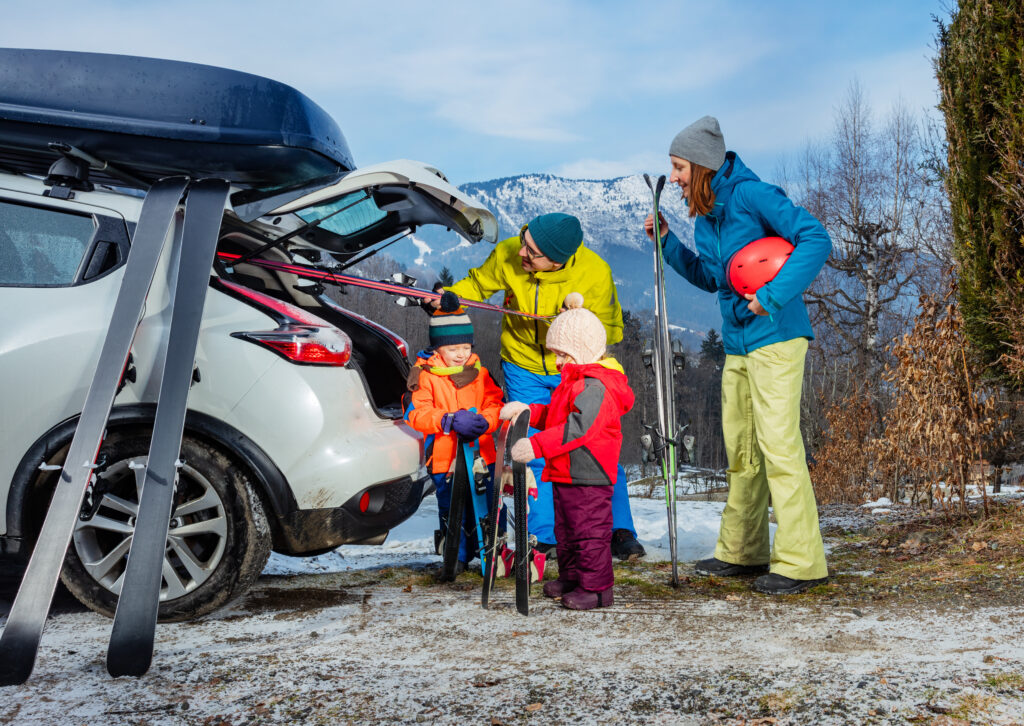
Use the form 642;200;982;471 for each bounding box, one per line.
661;152;831;355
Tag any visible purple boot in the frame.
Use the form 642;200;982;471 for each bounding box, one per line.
542;579;577;599
561;588;614;611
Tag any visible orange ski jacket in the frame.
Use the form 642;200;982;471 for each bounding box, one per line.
405;351;504;474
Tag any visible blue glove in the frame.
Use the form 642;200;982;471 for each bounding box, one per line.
451;410;489;439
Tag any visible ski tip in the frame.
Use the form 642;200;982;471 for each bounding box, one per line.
0;664;33;687
106;656;152;679
643;173;653;190
656;175;666;195
106;637;154;678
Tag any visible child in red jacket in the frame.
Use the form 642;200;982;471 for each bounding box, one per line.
501;307;635;610
406;305;503;573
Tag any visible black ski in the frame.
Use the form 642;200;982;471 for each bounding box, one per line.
0;178;188;686
643;173;680;587
106;179;230;677
439;437;470;582
481;419;512;608
510;414;532;616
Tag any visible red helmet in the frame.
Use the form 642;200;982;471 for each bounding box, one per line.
727;237;794;295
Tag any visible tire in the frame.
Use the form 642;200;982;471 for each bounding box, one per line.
59;428;271;622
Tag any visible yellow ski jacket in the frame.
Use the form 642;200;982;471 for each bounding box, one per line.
447;236;623;375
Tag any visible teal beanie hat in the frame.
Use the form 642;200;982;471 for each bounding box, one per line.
526;213;584;264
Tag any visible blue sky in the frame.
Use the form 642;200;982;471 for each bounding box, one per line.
1;0;945;185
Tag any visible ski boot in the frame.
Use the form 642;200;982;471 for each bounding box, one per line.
611;529;646;561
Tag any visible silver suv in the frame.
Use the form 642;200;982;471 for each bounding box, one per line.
0;50;497;620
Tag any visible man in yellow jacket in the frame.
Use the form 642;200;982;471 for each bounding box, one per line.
444;212;644;560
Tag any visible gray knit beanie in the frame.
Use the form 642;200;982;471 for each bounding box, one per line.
545;308;606;365
669;115;726;171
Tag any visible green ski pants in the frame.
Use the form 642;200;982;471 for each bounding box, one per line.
714;337;828;580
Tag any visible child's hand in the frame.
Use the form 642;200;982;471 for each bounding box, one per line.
451;410;488;439
511;438;535;463
500;401;530;420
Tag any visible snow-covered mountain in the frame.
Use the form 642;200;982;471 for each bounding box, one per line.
395;174;721;335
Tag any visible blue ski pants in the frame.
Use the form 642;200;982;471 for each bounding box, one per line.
502;360;636;545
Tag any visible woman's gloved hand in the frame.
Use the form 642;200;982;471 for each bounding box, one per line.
499;401;530;420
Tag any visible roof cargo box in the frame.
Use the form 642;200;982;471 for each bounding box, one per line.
0;48;353;191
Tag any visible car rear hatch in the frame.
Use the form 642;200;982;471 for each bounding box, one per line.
217;159;498;418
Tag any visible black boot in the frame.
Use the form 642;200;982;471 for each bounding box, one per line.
694;557;768;577
611;529;646;561
753;573;828;595
433;529;444;557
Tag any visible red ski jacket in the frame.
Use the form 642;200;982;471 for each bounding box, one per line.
526;358;634;486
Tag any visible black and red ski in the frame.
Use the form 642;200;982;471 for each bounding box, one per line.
481;419;512;608
217;252;553;321
510;413;533;616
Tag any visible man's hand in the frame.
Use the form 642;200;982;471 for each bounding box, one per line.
643;213;669;242
423;282;445;313
744;293;768;316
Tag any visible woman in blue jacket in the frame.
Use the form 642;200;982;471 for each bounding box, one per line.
644;116;830;595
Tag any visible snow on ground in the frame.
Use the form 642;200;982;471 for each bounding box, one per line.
263;492;755;576
2;493;1023;725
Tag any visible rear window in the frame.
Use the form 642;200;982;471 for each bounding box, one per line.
0;201;96;286
294;190;387;237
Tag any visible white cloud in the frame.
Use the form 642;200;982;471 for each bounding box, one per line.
0;0;779;144
553;152;669;180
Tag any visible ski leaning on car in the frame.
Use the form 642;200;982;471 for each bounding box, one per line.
645;115;832;596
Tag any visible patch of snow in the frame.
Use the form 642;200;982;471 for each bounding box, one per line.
861;496;892;509
265;491;765;576
409;235;432;266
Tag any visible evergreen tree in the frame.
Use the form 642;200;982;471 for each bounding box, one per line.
936;1;1024;384
699;329;725;367
437;265;454;287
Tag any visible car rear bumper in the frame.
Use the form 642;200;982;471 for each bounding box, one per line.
273;468;429;555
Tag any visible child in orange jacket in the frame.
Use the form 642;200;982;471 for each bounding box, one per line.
405;304;504;573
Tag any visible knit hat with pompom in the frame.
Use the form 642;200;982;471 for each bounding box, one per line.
545;307;606;365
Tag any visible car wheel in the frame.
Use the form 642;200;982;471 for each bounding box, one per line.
59;429;271;622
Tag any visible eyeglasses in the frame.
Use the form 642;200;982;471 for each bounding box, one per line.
519;226;547;261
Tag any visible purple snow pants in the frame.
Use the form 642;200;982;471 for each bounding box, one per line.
552;482;614;593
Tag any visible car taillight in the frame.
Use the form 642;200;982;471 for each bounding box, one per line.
217;279;353;367
239;325;352;366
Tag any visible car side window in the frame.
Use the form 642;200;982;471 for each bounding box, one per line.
0;200;96;286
